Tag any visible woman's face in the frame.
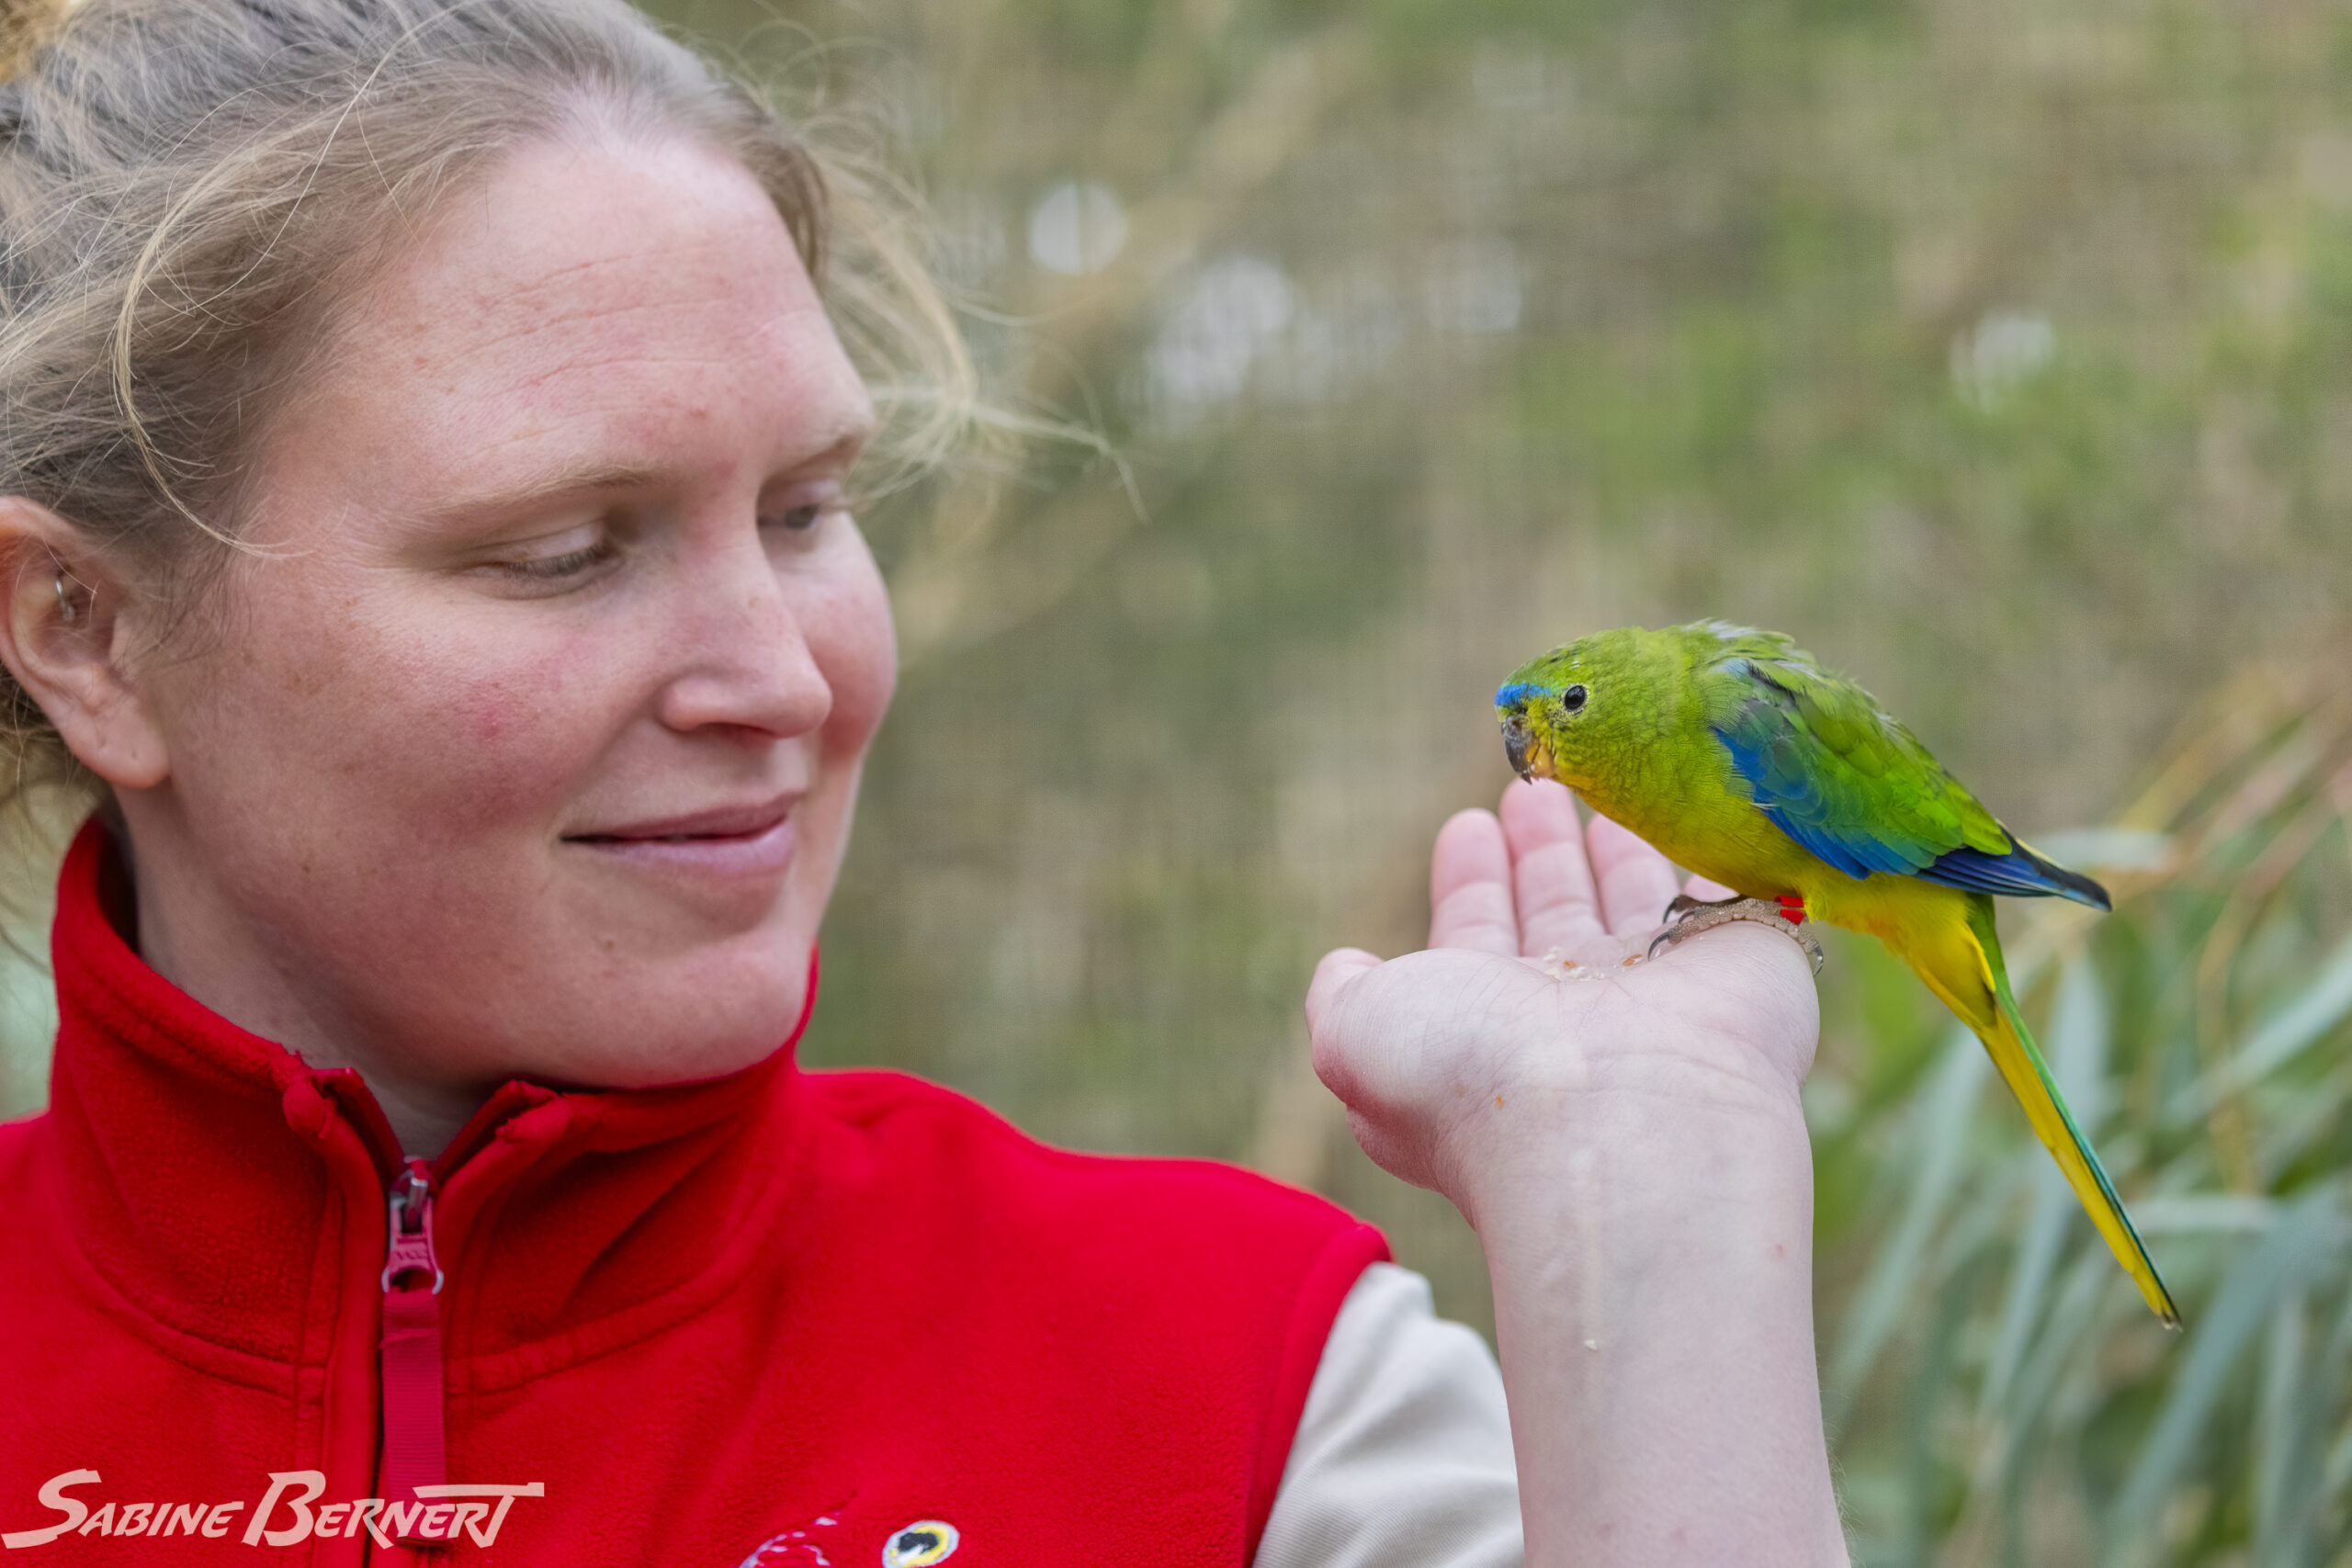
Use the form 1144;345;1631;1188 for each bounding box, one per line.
108;132;894;1131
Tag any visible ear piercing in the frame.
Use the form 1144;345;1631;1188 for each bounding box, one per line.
54;572;76;624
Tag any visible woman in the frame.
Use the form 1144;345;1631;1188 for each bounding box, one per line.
0;0;1844;1562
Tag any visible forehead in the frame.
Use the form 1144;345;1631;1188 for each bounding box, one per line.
252;132;869;528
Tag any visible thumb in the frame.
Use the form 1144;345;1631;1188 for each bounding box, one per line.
1305;947;1382;1034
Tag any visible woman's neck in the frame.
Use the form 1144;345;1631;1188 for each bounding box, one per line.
118;819;488;1156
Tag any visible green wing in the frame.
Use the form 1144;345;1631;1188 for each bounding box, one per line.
1688;624;2102;904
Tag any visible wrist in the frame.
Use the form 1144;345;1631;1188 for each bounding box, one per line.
1446;1047;1813;1240
1471;1107;1812;1288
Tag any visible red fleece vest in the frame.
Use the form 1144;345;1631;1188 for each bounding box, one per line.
0;825;1385;1563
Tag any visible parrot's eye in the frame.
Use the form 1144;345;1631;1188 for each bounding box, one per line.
1561;684;1588;714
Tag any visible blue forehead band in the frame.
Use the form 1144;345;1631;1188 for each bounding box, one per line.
1494;681;1543;709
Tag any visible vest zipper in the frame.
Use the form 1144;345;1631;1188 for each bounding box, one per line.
379;1156;447;1534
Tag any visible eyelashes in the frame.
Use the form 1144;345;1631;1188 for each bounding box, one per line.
504;537;623;581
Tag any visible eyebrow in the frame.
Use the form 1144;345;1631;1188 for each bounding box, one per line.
422;461;667;530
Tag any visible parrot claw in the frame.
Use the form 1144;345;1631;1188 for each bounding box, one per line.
1647;898;1826;975
1660;892;1732;922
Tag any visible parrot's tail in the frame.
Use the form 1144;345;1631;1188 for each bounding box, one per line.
1908;895;2180;1328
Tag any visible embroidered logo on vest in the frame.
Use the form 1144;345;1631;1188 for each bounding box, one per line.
881;1520;959;1565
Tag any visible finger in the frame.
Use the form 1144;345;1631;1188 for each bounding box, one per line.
1305;946;1382;1036
1587;814;1685;938
1429;808;1520;954
1498;778;1607;960
1685;873;1737;901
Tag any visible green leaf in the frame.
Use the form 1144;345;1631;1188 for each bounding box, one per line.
1829;1027;1985;1428
2184;929;2352;1114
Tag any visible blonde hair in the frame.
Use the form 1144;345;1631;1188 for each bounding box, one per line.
0;0;970;827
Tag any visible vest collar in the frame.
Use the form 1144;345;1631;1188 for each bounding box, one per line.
36;818;815;1372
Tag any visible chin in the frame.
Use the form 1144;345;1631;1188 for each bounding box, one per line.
544;1009;799;1090
437;908;818;1091
565;945;815;1089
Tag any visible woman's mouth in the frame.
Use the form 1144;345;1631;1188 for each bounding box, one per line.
563;796;800;880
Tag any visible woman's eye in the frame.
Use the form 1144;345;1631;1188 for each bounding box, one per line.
514;544;610;579
481;535;619;583
764;483;845;535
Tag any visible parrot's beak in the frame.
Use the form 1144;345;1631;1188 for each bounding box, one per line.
1500;712;1533;782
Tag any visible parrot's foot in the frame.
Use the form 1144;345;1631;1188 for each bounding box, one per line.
1647;898;1825;975
1662;892;1809;925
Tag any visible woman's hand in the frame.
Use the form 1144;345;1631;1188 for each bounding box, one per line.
1305;778;1848;1567
1305;777;1820;1228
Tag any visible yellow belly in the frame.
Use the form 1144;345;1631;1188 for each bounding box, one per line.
1572;784;1970;945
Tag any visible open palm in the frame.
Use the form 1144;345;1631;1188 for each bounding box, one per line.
1305;778;1822;1225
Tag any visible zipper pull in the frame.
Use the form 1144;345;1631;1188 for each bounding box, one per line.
381;1160;443;1294
379;1156;447;1529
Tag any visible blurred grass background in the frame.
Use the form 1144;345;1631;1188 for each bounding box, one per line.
5;0;2352;1559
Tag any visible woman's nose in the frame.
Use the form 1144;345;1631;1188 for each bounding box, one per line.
651;538;833;739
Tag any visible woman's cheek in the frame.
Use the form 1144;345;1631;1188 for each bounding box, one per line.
378;638;610;831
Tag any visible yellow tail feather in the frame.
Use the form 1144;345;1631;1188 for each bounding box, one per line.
1891;892;2180;1327
1973;987;2179;1327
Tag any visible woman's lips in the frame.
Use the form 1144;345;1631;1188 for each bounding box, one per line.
564;798;800;879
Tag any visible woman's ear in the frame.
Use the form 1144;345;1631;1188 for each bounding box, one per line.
0;497;170;789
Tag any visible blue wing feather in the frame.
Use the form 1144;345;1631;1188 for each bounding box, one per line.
1719;719;1897;878
1920;845;2045;896
1919;843;2110;908
1713;668;1944;883
1702;632;2106;908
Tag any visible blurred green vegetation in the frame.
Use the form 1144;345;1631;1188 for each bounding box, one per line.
3;0;2350;1558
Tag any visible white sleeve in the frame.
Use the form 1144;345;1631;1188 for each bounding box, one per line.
1253;1261;1525;1568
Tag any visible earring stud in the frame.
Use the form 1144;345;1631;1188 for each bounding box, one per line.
54;573;75;624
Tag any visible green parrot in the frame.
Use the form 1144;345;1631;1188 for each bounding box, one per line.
1494;619;2177;1327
